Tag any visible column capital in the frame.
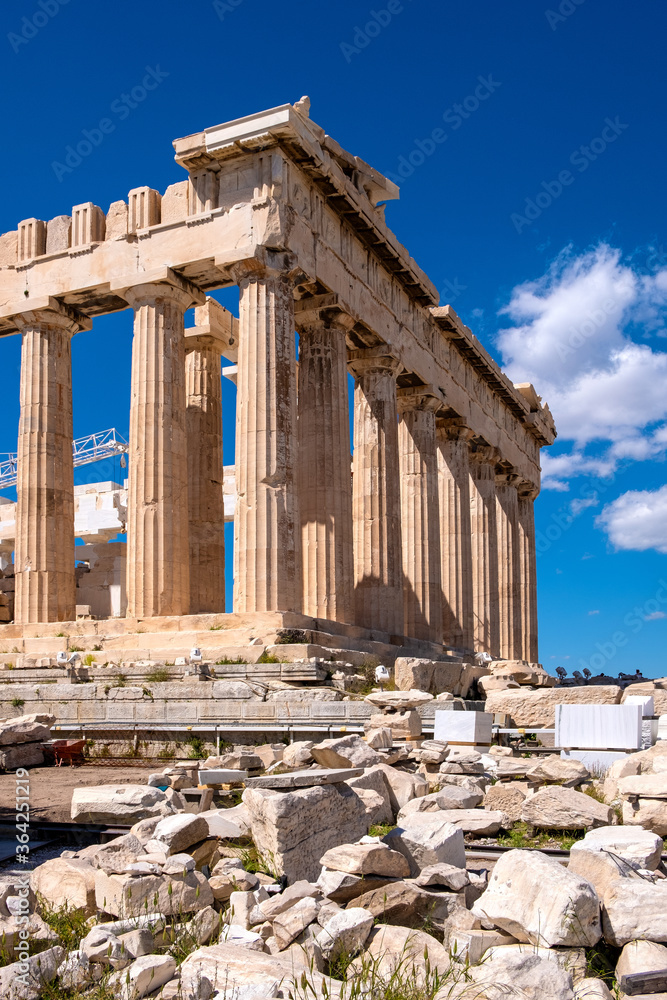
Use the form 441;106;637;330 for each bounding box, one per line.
111;267;205;310
469;441;500;467
495;469;521;488
397;385;443;414
294;293;356;336
436;415;475;443
229;248;301;287
13;298;91;335
184;329;228;355
517;479;540;500
348;346;402;379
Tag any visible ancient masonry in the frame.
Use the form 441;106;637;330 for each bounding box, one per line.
0;101;555;660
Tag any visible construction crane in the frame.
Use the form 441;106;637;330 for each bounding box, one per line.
0;428;128;491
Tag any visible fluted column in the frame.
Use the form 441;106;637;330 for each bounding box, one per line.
349;350;403;636
232;252;300;613
296;311;354;623
518;483;539;662
496;472;521;659
125;279;197;618
184;331;225;613
397;388;442;642
14;307;83;623
469;444;500;656
437;418;474;650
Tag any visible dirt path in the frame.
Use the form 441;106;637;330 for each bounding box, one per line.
0;764;156;824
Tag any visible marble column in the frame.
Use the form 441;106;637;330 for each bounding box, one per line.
184;330;226;614
437;418;474;650
349;350;403;636
495;472;521;659
231;252;300;614
518;484;539;662
296;311;354;623
469;444;500;656
125;279;196;618
397;388;442;642
14;307;83;623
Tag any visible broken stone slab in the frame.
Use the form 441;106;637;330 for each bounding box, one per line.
95;869;213;918
365;689;433;710
398;785;483;819
348;879;463;929
473;849;601;947
425;808;506;836
311;735;381;769
256;880;320;921
31;858;97;916
149;814;209;854
0;715;51;745
468;948;574;1000
354;923;453;978
602;878;667;947
567;847;639;899
571;825;663;870
317;906;374;961
245;767;363;789
0;744;44;770
272;896;319;950
315;869;398;904
282;741;314;767
526;755;590;785
179;941;331;998
197;808;244;840
366;762;429;812
483;783;527;823
520;785;612;829
449;927;518;965
111;954;177;1000
319;843;410;877
344;768;393;825
0;913;57;952
71;785;175;824
197;769;248;785
574;978;614;1000
413;862;470;891
622;797;667;836
616;939;667;981
243;783;368;883
0;945;65;1000
384;814;466;875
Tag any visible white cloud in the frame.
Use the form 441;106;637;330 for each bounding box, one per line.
496;244;667;489
645;611;667;621
596;485;667;554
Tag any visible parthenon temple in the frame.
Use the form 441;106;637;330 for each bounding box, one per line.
0;100;555;662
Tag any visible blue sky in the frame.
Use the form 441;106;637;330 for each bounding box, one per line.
1;0;666;676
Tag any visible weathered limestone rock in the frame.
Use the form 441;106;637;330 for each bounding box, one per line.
571;825;663;870
414;862;470;891
31;858;97;916
483;783;526;823
616;939;667;980
427;808;505;835
484;686;622;727
520;785;612;829
272;896;320;950
317;907;374;960
0;744;44;770
356;923;452;977
319;843;410;877
349;879;462;929
71;785;174;824
0;913;57;952
567;848;637;899
526;755;590;784
367;762;429;813
574;978;614;1000
243;783;368;882
0;945;65;1000
0;715;51;745
113;954;176;999
384;814;466;875
282;741;314;768
95;869;213;918
602;879;667;946
398;785;483;818
344;768;394;825
311;735;381;769
469;948;574;1000
473;849;601;947
365;690;433;710
150;814;209;855
315;869;396;904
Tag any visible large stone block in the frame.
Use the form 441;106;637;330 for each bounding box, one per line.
31;858;97;916
603;879;667;946
0;743;44;770
384;813;466;875
484;686;623;728
243;783;368;883
71;784;174;824
0;715;50;745
95;869;213;917
473;849;601;947
520;785;612;830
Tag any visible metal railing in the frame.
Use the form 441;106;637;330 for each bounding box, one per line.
0;428;128;490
